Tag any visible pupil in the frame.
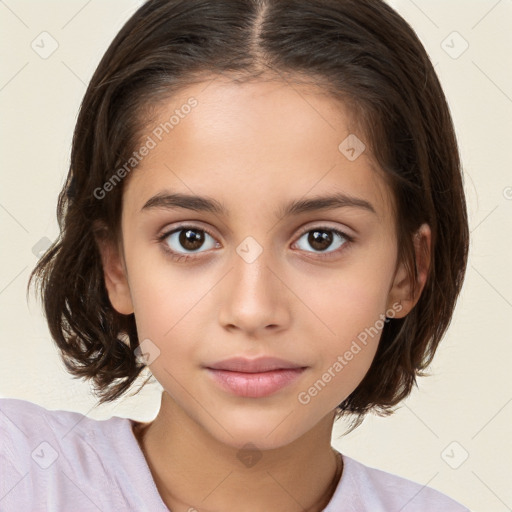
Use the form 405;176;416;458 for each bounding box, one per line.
180;229;204;251
309;230;332;251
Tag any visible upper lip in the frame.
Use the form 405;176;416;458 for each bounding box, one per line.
206;357;307;373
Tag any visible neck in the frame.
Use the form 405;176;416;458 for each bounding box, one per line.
134;392;343;512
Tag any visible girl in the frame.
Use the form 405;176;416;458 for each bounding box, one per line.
1;0;470;510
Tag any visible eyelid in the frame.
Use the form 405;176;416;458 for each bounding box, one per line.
295;222;355;240
157;221;354;243
292;224;353;259
157;221;354;261
157;221;218;241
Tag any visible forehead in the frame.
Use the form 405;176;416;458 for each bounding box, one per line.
124;77;393;222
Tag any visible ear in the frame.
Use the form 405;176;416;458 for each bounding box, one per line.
94;227;134;315
386;223;431;318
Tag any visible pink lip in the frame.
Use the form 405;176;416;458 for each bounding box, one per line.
205;357;308;398
206;368;306;398
206;356;306;373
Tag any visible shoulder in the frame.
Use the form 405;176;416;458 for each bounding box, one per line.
0;396;128;464
1;395;96;435
1;396;91;471
0;397;134;511
324;454;470;512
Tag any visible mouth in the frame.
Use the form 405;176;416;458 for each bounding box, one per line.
204;356;308;398
206;356;307;373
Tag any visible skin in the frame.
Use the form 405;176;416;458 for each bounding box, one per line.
97;76;431;512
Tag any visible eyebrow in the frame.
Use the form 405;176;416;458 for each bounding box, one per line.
140;191;376;217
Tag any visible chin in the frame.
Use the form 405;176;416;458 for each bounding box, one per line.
201;407;316;452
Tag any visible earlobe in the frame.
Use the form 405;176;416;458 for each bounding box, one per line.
95;232;134;315
387;223;431;318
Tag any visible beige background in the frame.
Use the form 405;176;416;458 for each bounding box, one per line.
1;1;511;510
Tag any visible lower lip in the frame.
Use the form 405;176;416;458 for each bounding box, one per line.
206;368;306;398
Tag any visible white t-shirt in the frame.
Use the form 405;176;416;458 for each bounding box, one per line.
0;398;469;511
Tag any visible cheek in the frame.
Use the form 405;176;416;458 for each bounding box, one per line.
129;269;205;340
291;250;395;396
295;254;394;340
125;223;396;389
122;231;199;333
125;250;221;372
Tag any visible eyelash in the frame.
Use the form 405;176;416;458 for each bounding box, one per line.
156;224;353;262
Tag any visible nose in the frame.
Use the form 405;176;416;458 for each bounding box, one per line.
217;242;291;337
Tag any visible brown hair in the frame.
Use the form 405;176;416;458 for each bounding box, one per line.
28;0;469;431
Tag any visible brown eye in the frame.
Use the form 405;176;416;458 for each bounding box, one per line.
308;230;334;251
294;227;349;255
179;229;205;251
161;226;218;256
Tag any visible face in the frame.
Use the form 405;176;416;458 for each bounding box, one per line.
101;77;421;451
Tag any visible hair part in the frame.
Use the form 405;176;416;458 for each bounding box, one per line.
28;0;469;433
